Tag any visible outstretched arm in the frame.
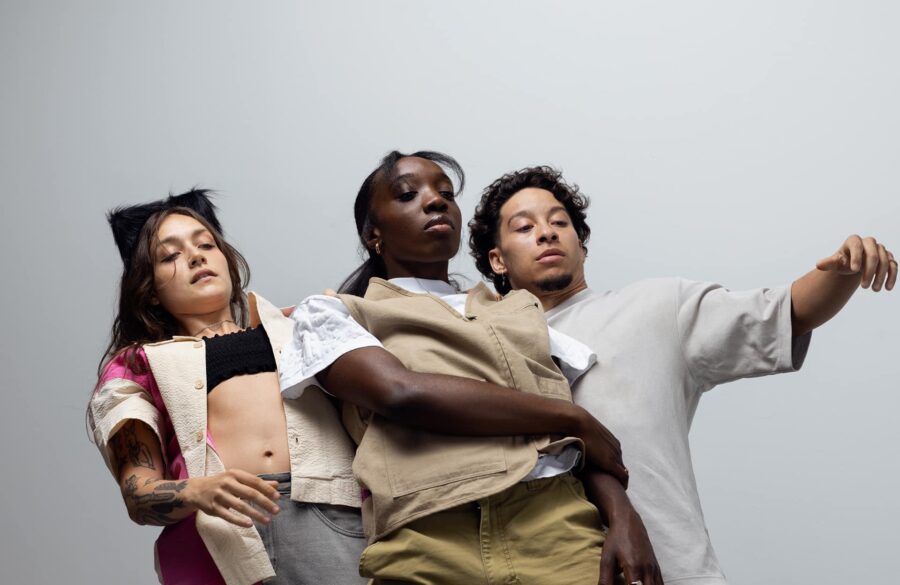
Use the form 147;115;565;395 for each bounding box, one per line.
791;235;896;336
317;346;629;486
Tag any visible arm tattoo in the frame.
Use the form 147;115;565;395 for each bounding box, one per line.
111;421;156;472
123;474;189;526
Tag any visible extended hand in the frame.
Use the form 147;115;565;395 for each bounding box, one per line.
599;508;663;585
183;469;281;527
816;235;897;291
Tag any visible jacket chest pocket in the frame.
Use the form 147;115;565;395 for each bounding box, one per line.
485;305;573;401
524;355;572;400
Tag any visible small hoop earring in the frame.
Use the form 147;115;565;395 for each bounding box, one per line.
374;241;382;255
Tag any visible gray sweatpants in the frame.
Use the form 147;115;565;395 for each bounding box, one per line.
255;472;367;585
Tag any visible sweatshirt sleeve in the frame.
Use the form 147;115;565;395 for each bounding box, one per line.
676;279;811;390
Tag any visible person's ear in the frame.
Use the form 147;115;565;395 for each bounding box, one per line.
488;246;507;276
364;226;382;256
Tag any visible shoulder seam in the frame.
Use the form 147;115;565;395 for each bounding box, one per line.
673;279;708;392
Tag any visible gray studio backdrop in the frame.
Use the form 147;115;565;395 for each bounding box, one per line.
1;1;897;583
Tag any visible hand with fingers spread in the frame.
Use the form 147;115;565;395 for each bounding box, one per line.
183;469;282;528
816;235;897;292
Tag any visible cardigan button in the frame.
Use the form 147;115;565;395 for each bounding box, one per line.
194;380;204;390
196;431;204;442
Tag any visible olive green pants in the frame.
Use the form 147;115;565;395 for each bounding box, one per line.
359;473;605;585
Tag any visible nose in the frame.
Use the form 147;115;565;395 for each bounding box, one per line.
422;189;449;214
188;246;207;268
536;221;559;244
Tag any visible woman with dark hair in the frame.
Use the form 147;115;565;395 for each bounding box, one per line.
338;150;465;296
279;151;662;585
88;190;367;585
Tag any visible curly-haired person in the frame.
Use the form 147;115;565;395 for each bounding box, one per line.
469;165;897;585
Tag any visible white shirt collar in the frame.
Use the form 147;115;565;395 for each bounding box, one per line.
388;277;459;297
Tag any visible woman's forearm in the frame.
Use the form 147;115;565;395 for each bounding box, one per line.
112;421;280;527
119;473;195;526
582;470;634;525
320;347;629;483
111;420;195;526
321;346;585;437
582;470;663;584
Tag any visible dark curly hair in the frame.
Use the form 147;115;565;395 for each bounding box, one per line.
468;165;590;294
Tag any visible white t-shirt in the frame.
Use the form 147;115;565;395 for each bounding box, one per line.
545;278;811;585
280;277;595;480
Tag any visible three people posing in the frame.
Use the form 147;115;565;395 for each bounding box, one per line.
90;153;895;585
89;155;646;585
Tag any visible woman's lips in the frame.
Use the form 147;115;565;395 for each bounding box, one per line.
191;270;217;284
424;215;454;233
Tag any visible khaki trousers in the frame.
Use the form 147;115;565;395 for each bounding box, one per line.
359;473;605;585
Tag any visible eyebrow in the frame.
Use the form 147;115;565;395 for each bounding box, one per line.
157;228;211;247
391;172;452;187
506;205;568;226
